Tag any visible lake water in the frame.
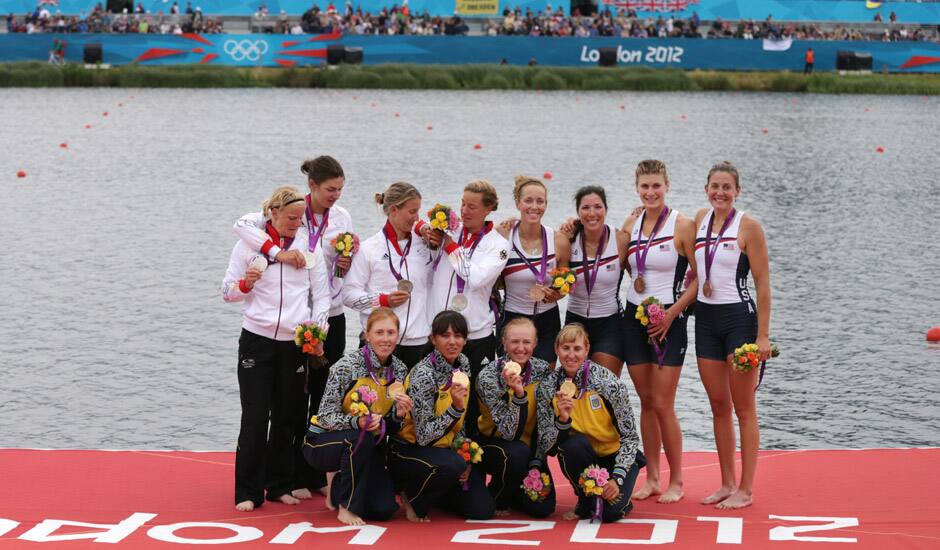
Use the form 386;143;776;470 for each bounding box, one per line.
1;88;938;451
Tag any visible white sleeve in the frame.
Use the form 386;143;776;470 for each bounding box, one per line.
342;243;382;312
445;237;508;291
221;244;249;303
308;247;331;327
234;212;280;261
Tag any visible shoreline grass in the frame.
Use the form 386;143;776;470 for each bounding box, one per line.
1;62;938;94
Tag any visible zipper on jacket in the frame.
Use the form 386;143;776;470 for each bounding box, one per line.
273;263;284;338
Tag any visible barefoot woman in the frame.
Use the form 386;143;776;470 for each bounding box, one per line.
694;162;772;510
621;160;697;504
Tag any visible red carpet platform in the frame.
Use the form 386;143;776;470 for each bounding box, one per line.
0;448;937;548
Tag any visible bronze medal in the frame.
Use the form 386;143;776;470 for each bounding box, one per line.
703;280;713;298
634;276;645;293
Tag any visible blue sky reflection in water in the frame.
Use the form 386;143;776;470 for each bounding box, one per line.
1;88;938;450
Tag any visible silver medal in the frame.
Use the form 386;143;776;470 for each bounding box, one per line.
450;293;468;312
301;250;316;270
248;255;267;273
397;279;414;293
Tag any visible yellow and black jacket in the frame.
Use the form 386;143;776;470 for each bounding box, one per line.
309;345;409;434
534;361;639;481
476;356;551;446
397;351;470;448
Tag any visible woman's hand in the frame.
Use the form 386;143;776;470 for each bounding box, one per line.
555;391;574;422
335;255;352;273
276;249;306;269
243;266;264;289
458;464;471;485
541;287;562;304
450;383;468;410
558;217;579;239
496;217;517;238
602;480;620;503
647;306;678;342
393;393;414;419
312;341;325;357
427;228;444;249
756;335;772;362
387;290;411;308
358;413;381;431
503;370;525;397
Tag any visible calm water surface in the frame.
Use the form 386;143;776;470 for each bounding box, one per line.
1;88;938;451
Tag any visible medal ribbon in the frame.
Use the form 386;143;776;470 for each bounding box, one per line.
455;223;489;295
511;223;549;286
635;207;670;280
704;208;737;286
304;196;329;253
579;225;609;299
430;350;462;391
383;221;412;282
362;344;394;386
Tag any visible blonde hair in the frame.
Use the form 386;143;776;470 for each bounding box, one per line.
366;307;400;333
501;316;537;340
635;159;669;186
512;175;547;203
374;182;421;215
554;323;590;348
261;186;305;219
464;180;499;211
707;161;740;189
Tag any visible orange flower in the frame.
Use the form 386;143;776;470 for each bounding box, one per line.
310;339;319;346
746;352;757;362
302;343;313;354
304;330;313;341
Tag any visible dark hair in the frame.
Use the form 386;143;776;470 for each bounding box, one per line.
574;185;608;210
430;310;469;339
300;155;344;184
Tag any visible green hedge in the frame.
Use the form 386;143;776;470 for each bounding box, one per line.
1;62;939;94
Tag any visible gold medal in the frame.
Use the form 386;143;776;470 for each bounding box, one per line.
634;276;645;293
529;285;546;301
502;361;522;377
559;380;577;398
388;381;406;398
703;280;713;298
451;371;470;389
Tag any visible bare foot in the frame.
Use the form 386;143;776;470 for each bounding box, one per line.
400;492;429;523
323;472;336;510
494;509;511;517
277;494;301;505
700;486;736;505
337;506;365;526
632;480;661;500
235;500;255;512
657;483;684;504
562;511;579;521
292;488;313;500
715;490;752;510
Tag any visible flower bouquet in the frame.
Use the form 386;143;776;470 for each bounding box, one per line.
732;342;780;373
521;468;552;502
294;321;327;356
548;267;576;297
329;232;360;277
349;384;384;451
578;465;609;522
635;296;667;367
426;203;459;250
451;434;483;490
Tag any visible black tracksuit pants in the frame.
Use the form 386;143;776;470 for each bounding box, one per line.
555;433;645;523
478;436;555;518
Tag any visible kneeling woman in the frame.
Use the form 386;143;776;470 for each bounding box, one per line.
303;308;412;525
534;323;645;523
476;317;555;517
389;311;495;522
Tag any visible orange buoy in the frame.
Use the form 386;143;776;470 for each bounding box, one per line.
103;111;108;116
927;327;940;342
619;104;625;110
17;170;26;178
543;172;553;180
394;112;400;117
876;146;885;153
762;128;769;134
680;115;687;120
352;95;358;100
84;124;91;129
59;143;68;148
118;102;123;107
426;125;433;131
473;143;482;150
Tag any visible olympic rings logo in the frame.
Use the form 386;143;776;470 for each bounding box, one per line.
223;39;269;62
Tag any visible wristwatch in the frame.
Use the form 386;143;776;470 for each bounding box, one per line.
615;477;624;487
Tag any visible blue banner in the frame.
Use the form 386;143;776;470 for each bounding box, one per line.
5;0;940;21
2;33;939;72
